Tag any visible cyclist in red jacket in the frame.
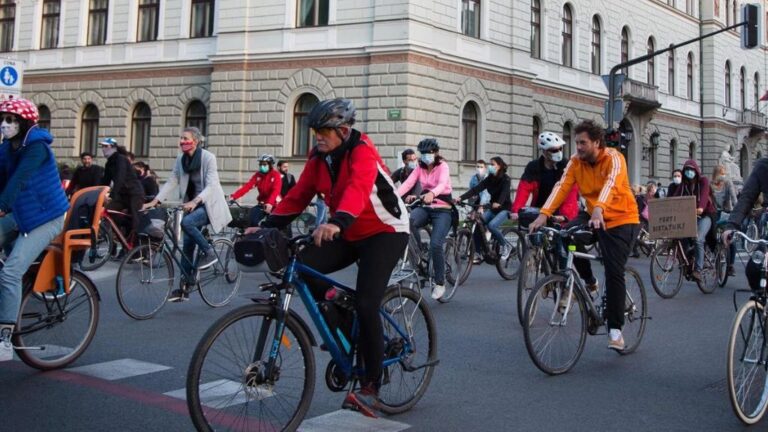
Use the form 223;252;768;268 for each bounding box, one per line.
231;154;282;226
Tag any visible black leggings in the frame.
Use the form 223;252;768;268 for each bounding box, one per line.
299;232;409;388
107;194;144;240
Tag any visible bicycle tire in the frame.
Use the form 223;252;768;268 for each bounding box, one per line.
727;299;768;425
517;245;550;327
378;286;438;414
696;247;718;294
78;220;113;271
439;236;460;303
620;267;647;355
199;239;241;307
445;228;473;286
746;222;760;253
716;246;730;288
14;271;100;370
293;212;315;235
523;274;587;375
496;228;523;280
116;243;173;320
186;303;315;432
649;240;683;299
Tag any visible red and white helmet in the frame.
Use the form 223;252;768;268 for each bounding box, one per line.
0;98;39;123
538;132;566;151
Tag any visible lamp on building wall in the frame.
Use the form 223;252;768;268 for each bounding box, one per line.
643;133;660;161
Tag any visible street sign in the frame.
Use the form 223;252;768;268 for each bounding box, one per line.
0;58;23;101
387;109;402;120
601;73;626;95
603;100;624;124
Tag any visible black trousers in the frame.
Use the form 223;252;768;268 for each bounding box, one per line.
300;232;409;387
563;212;597;284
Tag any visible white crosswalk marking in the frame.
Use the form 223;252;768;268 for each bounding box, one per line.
164;379;274;408
298;410;410;432
67;358;172;381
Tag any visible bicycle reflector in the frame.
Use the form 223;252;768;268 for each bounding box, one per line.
751;249;764;265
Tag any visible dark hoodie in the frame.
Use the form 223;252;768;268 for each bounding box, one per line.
671;159;716;216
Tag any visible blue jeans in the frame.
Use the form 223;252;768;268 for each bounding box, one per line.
483;209;509;246
315;199;327;225
694;215;712;271
0;214;65;324
409;207;452;285
249;206;266;226
181;206;210;278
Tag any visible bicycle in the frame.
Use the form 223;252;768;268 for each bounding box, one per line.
115;205;241;320
649;233;719;298
11;186;106;370
186;233;438;431
726;230;768;425
523;225;648;375
447;201;522;285
78;207;135;271
517;225;561;327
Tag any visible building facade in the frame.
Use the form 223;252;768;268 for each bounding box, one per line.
4;0;768;195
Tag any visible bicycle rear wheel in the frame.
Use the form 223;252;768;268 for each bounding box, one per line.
199;239;241;307
79;220;113;272
293;212;315;235
716;246;730;287
620;267;647;355
14;272;100;370
116;243;173;320
649;240;683;299
727;299;768;425
746;222;760;253
696;247;718;294
517;246;550;327
187;304;315;432
523;274;587;375
379;286;437;414
440;236;460;303
496;228;523;280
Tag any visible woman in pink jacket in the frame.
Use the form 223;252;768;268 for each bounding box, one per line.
397;138;453;300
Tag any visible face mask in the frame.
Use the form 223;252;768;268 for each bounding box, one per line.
420;153;435;165
487;165;497;175
716;175;726;182
673;176;682;185
684;169;696;180
1;118;19;140
180;140;195;153
550;151;563;162
102;147;116;158
259;165;269;174
476;167;486;176
407;161;417;170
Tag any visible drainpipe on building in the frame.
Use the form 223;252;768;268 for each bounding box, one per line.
699;0;705;165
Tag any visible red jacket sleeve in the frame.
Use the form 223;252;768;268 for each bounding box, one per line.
511;179;537;213
558;184;579;221
334;144;379;221
231;173;258;200
263;170;282;206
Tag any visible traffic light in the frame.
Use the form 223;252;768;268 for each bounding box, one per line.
742;3;762;49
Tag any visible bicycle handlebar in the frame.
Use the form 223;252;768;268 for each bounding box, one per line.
730;230;768;247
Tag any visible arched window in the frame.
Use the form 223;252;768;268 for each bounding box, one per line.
591;16;601;74
531;0;541;59
687;52;694;99
532;116;541;157
561;4;573;67
668;47;675;95
563;121;573;156
649;133;659;178
740;67;747;110
131;102;151;157
725;61;732;107
689;141;696;160
755;72;761;108
185;100;208;137
37;105;51;131
80;104;99;154
647;37;655;85
670;139;678;173
462;102;479;161
292;93;319;156
620;27;629;76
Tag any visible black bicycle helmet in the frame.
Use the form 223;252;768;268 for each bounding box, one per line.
417;138;440;153
259;154;275;165
307;98;356;129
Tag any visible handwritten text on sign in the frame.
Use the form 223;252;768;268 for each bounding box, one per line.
647;195;697;240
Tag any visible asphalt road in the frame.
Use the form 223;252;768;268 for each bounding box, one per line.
0;254;762;431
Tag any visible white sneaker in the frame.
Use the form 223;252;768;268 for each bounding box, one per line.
608;328;625;351
0;325;13;361
431;284;445;300
500;243;512;260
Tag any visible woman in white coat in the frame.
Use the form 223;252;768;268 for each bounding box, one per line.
143;127;232;301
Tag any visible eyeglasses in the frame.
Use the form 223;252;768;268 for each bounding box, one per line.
311;128;335;138
1;115;16;124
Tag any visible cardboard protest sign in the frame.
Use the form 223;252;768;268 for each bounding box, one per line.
647;195;698;240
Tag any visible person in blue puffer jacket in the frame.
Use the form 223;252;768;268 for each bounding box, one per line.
0;98;69;359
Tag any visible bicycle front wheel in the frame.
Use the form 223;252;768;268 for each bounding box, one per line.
697;247;718;294
650;240;683;299
79;220;113;271
727;299;768;425
187;304;315;432
746;222;760;253
496;228;523;280
517;246;550;327
379;286;437;414
116;243;173;320
620;267;647;354
523;274;587;375
14;272;100;370
716;246;730;288
445;228;473;287
199;239;241;307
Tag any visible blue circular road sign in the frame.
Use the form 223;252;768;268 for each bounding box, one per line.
0;67;18;87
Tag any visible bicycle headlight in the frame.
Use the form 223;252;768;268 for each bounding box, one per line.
751;249;765;265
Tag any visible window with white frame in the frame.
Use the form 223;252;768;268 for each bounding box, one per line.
40;0;60;49
0;0;14;52
137;0;159;42
191;0;214;37
462;102;479;161
461;0;481;38
297;0;328;28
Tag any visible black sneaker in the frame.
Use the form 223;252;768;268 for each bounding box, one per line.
341;385;380;418
197;248;218;270
168;288;189;302
727;265;736;277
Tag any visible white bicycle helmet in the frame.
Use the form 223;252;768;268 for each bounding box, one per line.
537;132;566;151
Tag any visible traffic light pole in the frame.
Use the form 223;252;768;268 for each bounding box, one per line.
606;21;747;133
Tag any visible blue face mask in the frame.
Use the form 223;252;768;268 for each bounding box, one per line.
259;165;269;174
420;153;435;165
684;169;696;180
487;165;497;175
407;161;417;170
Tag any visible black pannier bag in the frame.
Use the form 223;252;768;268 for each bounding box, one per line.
234;228;290;272
137;208;168;242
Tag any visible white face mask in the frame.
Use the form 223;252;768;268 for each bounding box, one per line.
672;176;682;185
102;147;116;158
420;153;435;165
550;151;563;162
407;161;417;170
1;118;19;140
476;167;486;176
